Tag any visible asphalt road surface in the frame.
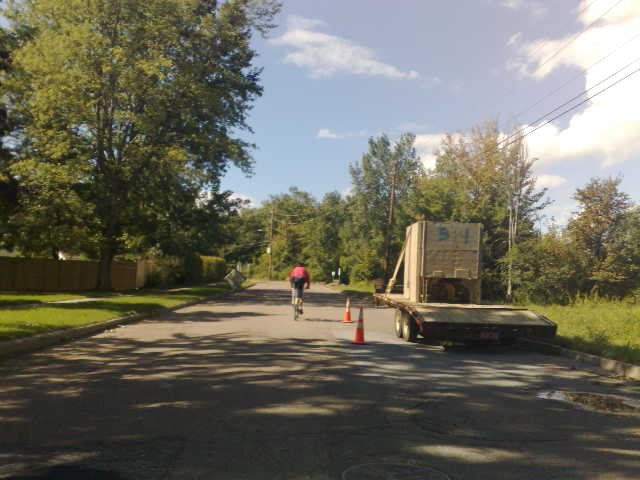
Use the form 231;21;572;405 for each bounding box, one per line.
1;282;640;480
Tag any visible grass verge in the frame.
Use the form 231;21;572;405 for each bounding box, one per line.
0;291;122;307
525;300;640;365
326;281;373;295
0;283;234;342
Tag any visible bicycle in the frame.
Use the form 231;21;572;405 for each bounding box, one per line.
291;288;303;321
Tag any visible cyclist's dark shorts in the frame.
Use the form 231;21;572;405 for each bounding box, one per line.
291;276;307;297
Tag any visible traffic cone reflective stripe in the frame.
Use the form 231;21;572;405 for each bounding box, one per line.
351;307;367;345
342;297;353;323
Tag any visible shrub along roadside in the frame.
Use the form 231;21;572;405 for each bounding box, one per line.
145;255;228;287
0;282;236;342
525;300;640;365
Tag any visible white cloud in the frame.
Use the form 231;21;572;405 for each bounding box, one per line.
543;201;578;228
491;0;547;17
287;15;327;31
536;174;567;189
420;76;443;88
396;122;432;133
229;193;258;209
317;128;340;139
270;15;420;80
341;187;354;199
507;1;640;169
317;128;367;140
507;32;522;47
414;133;446;170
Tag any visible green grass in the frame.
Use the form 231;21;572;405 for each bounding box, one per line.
0;283;233;341
525;300;640;365
327;281;374;296
0;291;121;307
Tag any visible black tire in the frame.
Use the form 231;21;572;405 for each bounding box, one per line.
402;312;417;342
394;310;403;338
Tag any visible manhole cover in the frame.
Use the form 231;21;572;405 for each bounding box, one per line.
343;463;451;480
537;391;640;414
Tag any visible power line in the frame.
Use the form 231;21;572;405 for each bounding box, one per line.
522;0;606;64
462;0;619;141
530;0;626;77
507;28;640;126
502;63;640;150
456;57;640;169
499;52;640;149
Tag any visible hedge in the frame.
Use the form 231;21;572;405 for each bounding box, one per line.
201;256;226;282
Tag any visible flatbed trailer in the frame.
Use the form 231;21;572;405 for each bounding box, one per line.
379;221;557;344
374;292;557;344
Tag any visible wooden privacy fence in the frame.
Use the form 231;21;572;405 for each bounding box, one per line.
0;258;155;291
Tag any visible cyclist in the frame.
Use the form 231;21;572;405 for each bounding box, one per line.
288;262;310;314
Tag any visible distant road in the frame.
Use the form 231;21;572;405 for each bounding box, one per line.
1;282;639;480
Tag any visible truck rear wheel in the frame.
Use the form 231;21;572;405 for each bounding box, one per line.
402;312;417;342
394;310;403;338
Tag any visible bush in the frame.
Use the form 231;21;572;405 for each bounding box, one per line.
202;256;226;282
183;253;204;283
143;255;226;288
145;256;184;288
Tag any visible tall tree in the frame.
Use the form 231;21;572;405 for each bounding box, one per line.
568;176;632;296
2;0;280;287
301;191;346;281
258;188;317;279
412;122;549;299
501;130;550;300
345;133;423;281
0;34;12;249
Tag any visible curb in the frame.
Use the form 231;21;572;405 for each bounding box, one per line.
519;338;640;381
0;295;223;362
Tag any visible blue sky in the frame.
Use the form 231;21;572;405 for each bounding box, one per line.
223;0;640;226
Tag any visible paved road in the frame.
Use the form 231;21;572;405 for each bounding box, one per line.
1;282;639;480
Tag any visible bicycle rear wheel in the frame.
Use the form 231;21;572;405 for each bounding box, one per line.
291;291;299;321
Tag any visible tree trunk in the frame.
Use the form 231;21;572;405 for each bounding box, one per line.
506;206;513;301
98;242;114;290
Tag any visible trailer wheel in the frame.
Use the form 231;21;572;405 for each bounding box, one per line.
402;312;417;342
394;310;404;338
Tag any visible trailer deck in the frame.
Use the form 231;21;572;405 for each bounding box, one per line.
377;293;552;326
375;292;557;342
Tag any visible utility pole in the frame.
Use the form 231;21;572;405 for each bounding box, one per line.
268;208;274;280
383;158;399;282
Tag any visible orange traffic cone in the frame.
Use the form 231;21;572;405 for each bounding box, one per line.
351;307;367;345
342;297;353;323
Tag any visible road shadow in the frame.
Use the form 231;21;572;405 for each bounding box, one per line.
1;283;639;479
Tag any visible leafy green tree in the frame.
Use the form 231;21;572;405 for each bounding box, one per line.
222;205;270;265
407;175;458;222
301;191;346;281
509;179;640;303
344;133;423;281
568;176;633;296
2;0;280;287
505;229;587;304
0;27;17;250
501;130;550;299
258;187;317;279
412;122;549;299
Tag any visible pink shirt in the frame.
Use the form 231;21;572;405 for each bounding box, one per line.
289;266;310;284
